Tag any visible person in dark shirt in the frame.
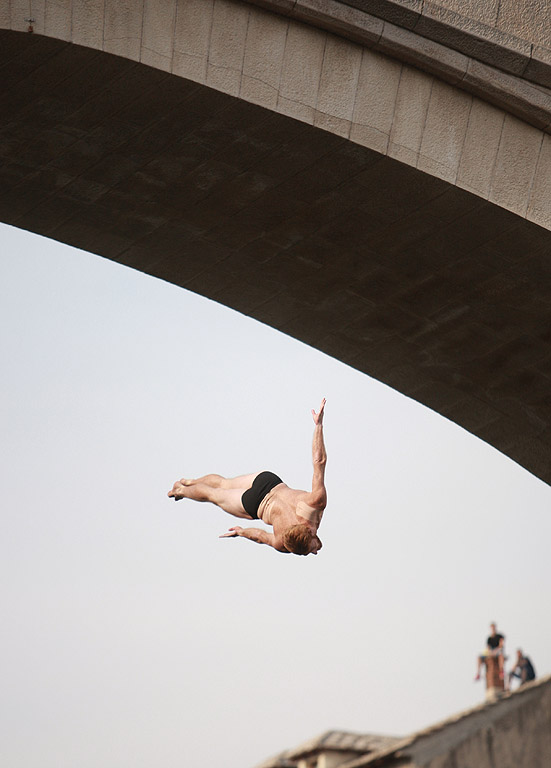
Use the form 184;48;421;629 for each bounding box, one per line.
509;649;536;687
475;622;505;681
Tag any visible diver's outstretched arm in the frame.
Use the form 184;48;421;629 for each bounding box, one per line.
220;526;287;551
310;398;327;507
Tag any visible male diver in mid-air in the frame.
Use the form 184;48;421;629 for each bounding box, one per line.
168;399;327;556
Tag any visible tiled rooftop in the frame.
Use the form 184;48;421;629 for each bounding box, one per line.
255;730;402;768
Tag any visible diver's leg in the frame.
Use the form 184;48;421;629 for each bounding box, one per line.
168;479;254;518
177;473;259;490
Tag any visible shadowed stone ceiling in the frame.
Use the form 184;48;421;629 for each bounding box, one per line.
1;30;551;484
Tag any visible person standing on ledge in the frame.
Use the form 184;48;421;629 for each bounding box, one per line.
474;622;505;681
168;399;327;556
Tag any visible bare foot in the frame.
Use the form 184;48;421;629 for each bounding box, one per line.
168;480;190;500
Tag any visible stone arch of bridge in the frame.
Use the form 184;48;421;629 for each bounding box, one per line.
1;1;551;484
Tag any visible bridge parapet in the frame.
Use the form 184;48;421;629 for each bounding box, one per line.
248;1;551;89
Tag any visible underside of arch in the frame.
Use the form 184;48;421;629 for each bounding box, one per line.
1;30;551;484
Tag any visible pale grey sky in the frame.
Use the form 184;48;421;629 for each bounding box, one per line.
1;222;550;768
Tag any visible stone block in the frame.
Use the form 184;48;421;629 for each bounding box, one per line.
417;2;531;76
103;0;143;61
0;3;10;27
350;49;401;155
207;0;249;96
206;62;242;97
388;65;433;168
292;0;383;48
172;0;213;83
315;34;361;136
495;0;551;49
241;7;288;110
457;98;505;199
140;0;176;72
377;18;468;85
490;114;544;218
278;20;326;123
425;0;499;26
44;0;72;42
172;51;205;84
418;78;472;183
464;59;551;130
240;73;278;110
527;133;551;230
349;123;390;155
72;0;106;50
524;45;551;89
313;112;350;137
141;48;172;73
350;0;423;30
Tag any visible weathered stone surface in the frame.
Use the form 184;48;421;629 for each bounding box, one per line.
495;0;551;49
350;49;402;154
429;0;499;26
292;0;384;48
278;20;325;124
103;0;143;61
140;0;177;72
72;0;106;50
417;78;472;183
314;34;362;136
462;59;551;132
527;134;551;229
525;46;551;92
44;0;73;42
489;114;543;217
457;99;505;198
246;0;551;92
417;2;532;76
388;66;433;167
207;0;249;96
241;7;288;110
378;18;468;85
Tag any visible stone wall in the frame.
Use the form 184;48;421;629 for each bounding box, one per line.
345;676;551;768
417;679;551;768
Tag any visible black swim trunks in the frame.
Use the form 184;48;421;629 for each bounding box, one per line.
241;471;283;519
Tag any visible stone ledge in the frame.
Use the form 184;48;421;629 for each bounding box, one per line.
245;0;551;133
416;2;532;78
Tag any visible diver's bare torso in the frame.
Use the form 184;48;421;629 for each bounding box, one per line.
258;483;324;549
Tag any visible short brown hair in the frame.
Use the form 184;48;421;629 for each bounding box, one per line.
283;524;312;555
